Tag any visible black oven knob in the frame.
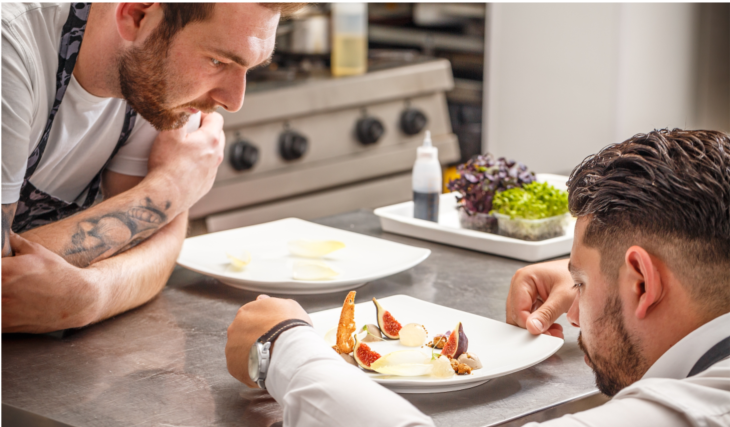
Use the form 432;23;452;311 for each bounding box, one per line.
400;108;428;136
356;117;385;145
229;140;259;171
279;130;308;161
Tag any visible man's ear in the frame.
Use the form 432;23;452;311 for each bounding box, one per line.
624;246;663;320
115;3;162;43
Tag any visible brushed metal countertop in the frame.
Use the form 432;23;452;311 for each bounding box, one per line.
2;210;605;427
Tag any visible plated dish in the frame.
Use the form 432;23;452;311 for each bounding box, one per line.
176;218;431;295
309;294;564;393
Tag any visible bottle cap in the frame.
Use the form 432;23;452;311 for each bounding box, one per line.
417;130;438;160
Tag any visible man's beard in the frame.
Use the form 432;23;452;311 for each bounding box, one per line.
577;295;649;397
117;28;216;131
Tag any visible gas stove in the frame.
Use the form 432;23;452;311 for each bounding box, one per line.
190;58;460;232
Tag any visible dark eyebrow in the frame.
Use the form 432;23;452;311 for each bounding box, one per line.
568;261;583;276
249;53;273;70
210;48;273;70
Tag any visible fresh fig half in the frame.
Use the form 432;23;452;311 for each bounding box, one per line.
440;322;468;359
373;297;403;340
353;334;382;370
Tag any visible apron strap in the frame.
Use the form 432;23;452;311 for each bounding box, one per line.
24;3;91;179
688;335;730;377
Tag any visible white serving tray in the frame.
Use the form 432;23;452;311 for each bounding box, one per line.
177;218;430;295
373;174;574;262
310;295;564;393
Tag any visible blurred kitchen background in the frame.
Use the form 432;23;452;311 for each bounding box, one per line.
190;3;730;234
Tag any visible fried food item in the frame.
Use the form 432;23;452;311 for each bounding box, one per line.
333;291;357;354
449;358;473;375
428;335;447;349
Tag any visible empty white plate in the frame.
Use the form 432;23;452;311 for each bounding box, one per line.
177;218;431;295
309;295;564;393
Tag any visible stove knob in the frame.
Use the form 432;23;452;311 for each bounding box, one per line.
279;130;308;161
356;117;385;145
400;108;428;136
229;139;259;171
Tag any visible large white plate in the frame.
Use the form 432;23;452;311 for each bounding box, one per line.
177;218;431;295
374;174;574;262
310;294;564;393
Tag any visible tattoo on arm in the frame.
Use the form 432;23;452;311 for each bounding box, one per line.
64;197;171;267
2;204;17;257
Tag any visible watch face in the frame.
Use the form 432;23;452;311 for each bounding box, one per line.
248;343;260;382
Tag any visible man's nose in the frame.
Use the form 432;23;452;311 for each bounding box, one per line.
566;293;580;328
211;70;246;112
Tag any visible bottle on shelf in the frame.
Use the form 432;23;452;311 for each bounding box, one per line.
331;3;368;77
412;131;441;222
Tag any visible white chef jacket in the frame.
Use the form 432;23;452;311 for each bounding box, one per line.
266;311;730;427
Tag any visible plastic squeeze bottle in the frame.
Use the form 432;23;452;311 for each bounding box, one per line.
412;131;441;222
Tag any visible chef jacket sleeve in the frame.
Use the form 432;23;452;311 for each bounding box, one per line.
106;112;201;177
1;26;35;204
524;394;690;427
267;326;437;427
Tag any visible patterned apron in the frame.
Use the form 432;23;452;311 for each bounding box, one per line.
11;3;138;234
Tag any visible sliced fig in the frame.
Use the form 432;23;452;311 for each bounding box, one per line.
441;322;468;359
373;297;403;339
353;334;382;370
362;324;384;342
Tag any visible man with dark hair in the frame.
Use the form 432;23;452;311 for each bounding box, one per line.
225;129;730;426
1;3;304;333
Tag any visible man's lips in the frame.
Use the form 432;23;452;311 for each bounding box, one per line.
186;107;199;114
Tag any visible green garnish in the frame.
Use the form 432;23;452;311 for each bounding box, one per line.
491;182;569;220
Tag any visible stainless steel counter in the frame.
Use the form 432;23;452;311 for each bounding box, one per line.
2;210;607;427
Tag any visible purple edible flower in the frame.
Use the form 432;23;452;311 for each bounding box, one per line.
446;154;536;214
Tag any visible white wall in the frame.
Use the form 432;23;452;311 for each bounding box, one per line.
484;4;700;175
614;4;700;140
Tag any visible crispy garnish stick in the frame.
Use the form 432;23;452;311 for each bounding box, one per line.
333;291;357;354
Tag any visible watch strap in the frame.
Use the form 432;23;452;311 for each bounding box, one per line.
258;319;312;346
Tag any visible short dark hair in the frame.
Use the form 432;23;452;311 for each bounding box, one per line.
157;4;215;41
568;129;730;313
158;3;307;40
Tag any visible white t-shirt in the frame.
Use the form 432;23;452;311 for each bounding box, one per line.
1;3;200;205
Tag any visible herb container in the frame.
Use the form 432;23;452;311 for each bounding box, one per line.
494;212;572;241
458;209;497;233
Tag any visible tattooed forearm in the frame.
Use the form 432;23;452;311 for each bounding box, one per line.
2;204;17;257
64;197;170;267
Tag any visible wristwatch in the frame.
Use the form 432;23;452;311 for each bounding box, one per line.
248;319;311;390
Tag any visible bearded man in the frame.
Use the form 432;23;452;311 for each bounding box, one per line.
225;129;730;426
1;3;303;333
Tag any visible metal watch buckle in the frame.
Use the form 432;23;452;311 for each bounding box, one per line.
251;341;271;390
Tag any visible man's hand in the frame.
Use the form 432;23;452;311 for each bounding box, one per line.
226;295;312;388
2;233;102;333
506;259;577;339
147;112;225;213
